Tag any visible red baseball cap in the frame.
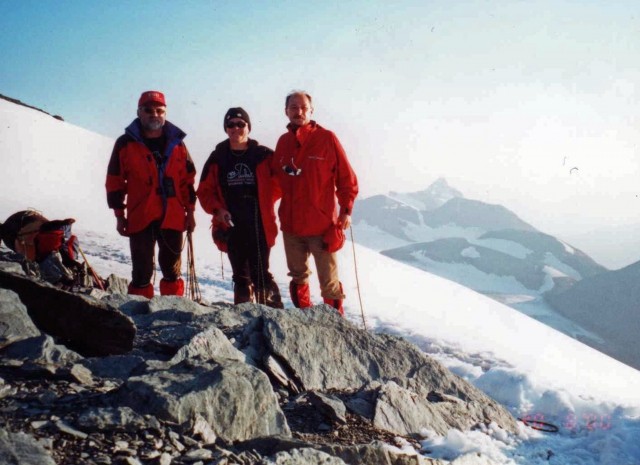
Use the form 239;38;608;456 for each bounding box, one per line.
138;91;166;107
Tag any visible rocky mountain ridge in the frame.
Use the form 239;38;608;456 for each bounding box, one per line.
349;179;640;370
0;93;63;121
545;260;640;370
0;252;515;465
352;179;607;314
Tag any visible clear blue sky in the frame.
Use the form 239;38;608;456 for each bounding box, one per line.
2;0;639;235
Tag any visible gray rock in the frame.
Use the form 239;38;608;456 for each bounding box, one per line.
132;313;205;357
0;268;135;356
0;377;17;399
262;447;347;465
345;396;375;419
320;441;444;465
255;307;518;433
148;296;212;315
0;288;40;349
168;326;246;366
265;355;301;394
77;406;155;433
0;429;56;465
122;457;143;465
184;447;213;460
307;391;347;425
54;419;89;439
372;381;458;436
67;363;94;385
101;293;150;316
0;334;81;367
117;358;290;442
105;273;129;295
0;261;25;274
210;303;257;329
238;437;444;465
188;413;217;444
81;354;146;380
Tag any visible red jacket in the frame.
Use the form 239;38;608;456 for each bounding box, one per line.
197;139;280;249
273;121;358;236
105;120;196;234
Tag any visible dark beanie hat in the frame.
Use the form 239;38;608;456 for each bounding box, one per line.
224;107;251;131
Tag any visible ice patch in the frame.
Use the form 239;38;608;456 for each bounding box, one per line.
461;246;481;258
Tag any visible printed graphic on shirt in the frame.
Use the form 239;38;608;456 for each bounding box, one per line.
227;163;255;187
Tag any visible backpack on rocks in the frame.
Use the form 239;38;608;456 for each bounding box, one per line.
1;210;94;289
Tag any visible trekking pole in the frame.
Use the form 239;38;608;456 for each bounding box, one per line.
77;245;105;291
348;226;367;330
186;232;202;303
220;250;225;280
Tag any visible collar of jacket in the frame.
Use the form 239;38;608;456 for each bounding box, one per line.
287;120;317;146
212;138;268;162
214;137;258;152
125;119;187;146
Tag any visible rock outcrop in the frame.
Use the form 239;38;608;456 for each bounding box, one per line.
0;268;135;356
0;260;513;464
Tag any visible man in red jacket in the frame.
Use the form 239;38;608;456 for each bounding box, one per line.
273;91;358;315
105;91;196;298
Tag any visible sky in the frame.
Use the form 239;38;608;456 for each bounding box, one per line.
1;0;639;242
2;96;640;464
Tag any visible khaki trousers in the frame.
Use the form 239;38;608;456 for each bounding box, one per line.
129;222;183;287
282;231;344;300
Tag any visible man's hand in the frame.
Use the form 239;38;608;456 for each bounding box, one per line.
337;213;351;230
185;211;196;233
116;216;128;236
215;208;233;227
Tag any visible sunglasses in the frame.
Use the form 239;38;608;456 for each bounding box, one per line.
142;107;166;115
226;121;247;129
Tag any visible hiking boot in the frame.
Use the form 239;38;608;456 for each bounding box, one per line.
234;282;254;305
323;297;344;316
128;282;154;299
289;281;312;308
256;281;284;309
160;278;184;296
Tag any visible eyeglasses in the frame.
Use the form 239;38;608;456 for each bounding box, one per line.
282;158;302;176
226;121;247;129
142;107;166;115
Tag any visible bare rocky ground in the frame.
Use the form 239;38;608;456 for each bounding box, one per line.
0;369;420;465
1;252;515;464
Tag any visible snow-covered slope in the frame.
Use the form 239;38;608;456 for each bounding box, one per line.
0;98;114;233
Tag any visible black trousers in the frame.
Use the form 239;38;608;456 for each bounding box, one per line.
129;221;183;287
227;220;274;291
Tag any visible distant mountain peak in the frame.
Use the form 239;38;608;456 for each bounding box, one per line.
389;177;464;211
429;177;453;189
